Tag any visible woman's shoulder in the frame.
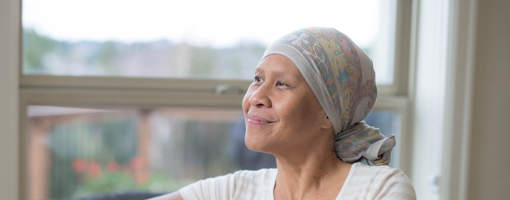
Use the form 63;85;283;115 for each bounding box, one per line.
179;168;277;200
352;162;409;178
234;168;277;180
345;163;416;199
233;168;277;189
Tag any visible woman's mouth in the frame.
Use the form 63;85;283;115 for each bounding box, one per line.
247;114;275;125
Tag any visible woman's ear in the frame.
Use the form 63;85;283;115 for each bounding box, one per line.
320;115;333;130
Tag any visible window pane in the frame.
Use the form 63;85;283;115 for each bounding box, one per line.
27;106;277;200
26;106;400;200
22;0;396;84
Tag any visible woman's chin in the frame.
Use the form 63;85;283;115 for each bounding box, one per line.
245;134;272;153
245;138;263;152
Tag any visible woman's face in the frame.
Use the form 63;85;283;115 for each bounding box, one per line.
242;54;333;154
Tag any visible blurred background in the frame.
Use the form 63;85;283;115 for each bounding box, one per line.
1;0;510;200
22;0;395;83
26;107;399;200
22;0;401;199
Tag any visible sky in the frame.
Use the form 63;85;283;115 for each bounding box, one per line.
22;0;381;48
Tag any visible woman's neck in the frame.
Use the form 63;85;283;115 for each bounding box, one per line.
273;146;352;200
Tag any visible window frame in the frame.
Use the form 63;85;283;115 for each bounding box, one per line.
13;0;415;199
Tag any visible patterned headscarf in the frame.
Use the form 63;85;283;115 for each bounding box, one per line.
261;27;395;166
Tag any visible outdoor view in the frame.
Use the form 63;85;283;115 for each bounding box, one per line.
22;0;396;84
27;106;399;200
24;29;267;79
28;107;254;200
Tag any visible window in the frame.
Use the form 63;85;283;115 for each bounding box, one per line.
27;106;247;199
27;107;402;199
18;0;413;199
22;0;398;84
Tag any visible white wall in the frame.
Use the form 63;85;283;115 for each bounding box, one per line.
468;0;510;199
0;0;20;199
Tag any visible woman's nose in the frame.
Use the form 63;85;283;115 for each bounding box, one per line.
248;85;272;108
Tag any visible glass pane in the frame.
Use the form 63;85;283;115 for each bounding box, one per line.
22;0;396;84
27;106;400;200
27;106;277;200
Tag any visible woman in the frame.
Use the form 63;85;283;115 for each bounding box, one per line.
152;27;416;200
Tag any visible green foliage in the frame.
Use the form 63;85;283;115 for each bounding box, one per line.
190;46;216;77
95;42;118;74
23;29;58;72
49;117;137;161
50;123;103;159
48;116;139;198
49;154;80;199
223;42;266;78
22;28;265;79
179;120;240;177
72;171;183;198
98;117;137;163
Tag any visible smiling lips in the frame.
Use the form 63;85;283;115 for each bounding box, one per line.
247;114;275;125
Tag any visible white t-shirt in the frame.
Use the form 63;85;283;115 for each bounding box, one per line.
179;162;416;200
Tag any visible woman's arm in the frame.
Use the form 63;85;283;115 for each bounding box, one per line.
147;191;184;200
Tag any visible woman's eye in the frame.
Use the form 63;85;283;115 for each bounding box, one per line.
276;81;287;86
254;76;261;82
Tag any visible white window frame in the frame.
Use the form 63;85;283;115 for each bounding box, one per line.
2;0;459;199
407;0;477;199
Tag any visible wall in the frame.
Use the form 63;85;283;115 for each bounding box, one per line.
0;0;20;199
468;0;510;199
